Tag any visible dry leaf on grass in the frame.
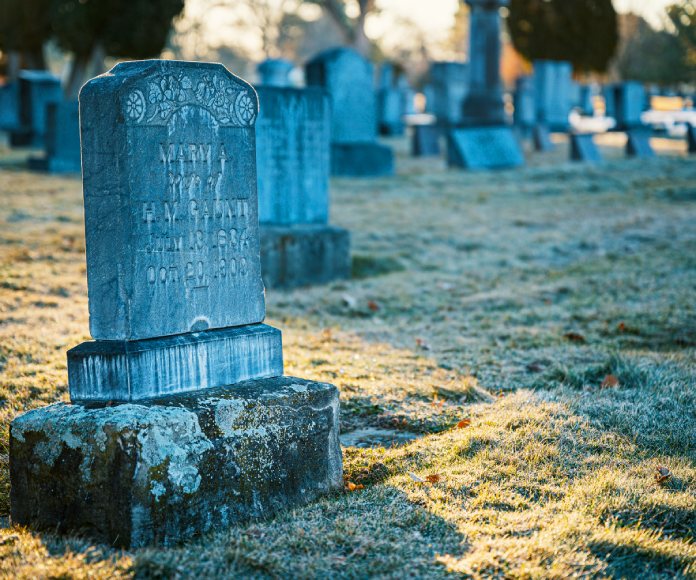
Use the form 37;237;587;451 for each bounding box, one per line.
415;337;431;351
346;481;365;492
367;300;380;312
600;374;619;388
564;332;586;343
425;474;442;483
654;466;671;484
456;419;471;429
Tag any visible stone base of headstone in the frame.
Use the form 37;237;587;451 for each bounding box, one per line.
9;128;35;147
626;128;655;158
570;133;602;163
330;143;394;177
379;122;405;137
687;124;696;154
10;376;342;549
27;156;81;174
447;126;524;170
68;324;283;402
27;101;81;174
532;125;554;152
260;224;351;289
411;125;441;157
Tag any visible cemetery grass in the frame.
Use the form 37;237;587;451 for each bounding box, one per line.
0;136;695;578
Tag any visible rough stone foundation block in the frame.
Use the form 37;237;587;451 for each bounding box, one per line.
330;142;394;177
260;224;351;289
447;126;524;170
10;376;342;549
68;323;283;402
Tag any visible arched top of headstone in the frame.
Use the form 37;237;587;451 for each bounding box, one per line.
306;46;367;67
81;60;258;128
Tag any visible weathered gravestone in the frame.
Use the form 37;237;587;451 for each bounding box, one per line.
377;63;405;136
448;126;524;170
306;48;394;176
426;61;468;127
602;84;616;119
577;85;595;116
10;60;343;549
0;82;19;132
532;124;553;152
257;58;294;88
448;0;523;170
570;133;602;163
28;100;81;173
613;81;646;131
626;128;655;158
412;124;441;157
513;75;535;137
687;124;696;154
10;70;63;147
256;86;351;288
533;60;572;131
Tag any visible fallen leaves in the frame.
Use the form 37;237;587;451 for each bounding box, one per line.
345;481;365;492
564;332;587;343
456;419;471;429
654;466;672;485
408;472;442;485
600;374;619;388
425;474;441;484
367;300;380;312
415;337;431;351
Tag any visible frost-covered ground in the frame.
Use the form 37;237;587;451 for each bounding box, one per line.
0;134;694;578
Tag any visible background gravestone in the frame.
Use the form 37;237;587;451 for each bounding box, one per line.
256;86;351;288
602;84;616;119
28;100;81;173
513;75;535;137
412;124;441;157
257;58;294;87
448;126;524;170
426;61;468;127
533;60;572;131
626;128;655;158
577;85;595;116
532;124;553;152
613;81;646;131
570;133;602;163
10;70;63;147
10;60;343;548
0;83;19;133
306;48;394;176
377;63;405;136
688;124;696;154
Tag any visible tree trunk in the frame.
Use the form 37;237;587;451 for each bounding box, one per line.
65;53;90;100
6;51;21;81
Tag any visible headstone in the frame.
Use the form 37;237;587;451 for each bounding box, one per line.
427;61;468;126
513;75;535;135
460;0;508;126
614;81;646;131
626;128;655;158
577;85;594;116
257;58;294;87
377;63;405;136
570;133;601;163
448;0;523;170
411;124;441;157
533;60;572;131
28;100;81;173
9;60;342;548
687;124;696;154
306;48;394;176
0;82;19;131
602;84;616;118
447;126;524;170
256;86;351;288
398;76;417;115
10;70;63;147
532;124;553;152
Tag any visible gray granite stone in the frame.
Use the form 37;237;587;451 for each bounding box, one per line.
260;224;350;289
613;81;646;131
10;376;342;548
377;63;406;136
532;124;553;152
513;76;535;133
577;85;595;116
626;128;654;158
411;124;441;157
570;133;601;163
427;62;468;127
461;0;508;126
10;70;63;147
257;58;294;87
331;142;394;177
305;48;376;144
68;324;283;402
533;60;572;131
688;124;696;154
79;60;265;341
0;82;19;131
447;126;524;170
603;84;616;118
256;87;330;225
29;100;81;173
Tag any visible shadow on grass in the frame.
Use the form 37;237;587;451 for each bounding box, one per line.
589;538;694;579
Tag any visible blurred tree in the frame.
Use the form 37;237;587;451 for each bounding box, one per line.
666;0;696;83
305;0;378;56
52;0;185;97
0;0;53;78
507;0;618;74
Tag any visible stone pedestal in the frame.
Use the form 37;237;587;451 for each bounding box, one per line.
330;142;394;177
626;129;654;158
570;133;601;163
447;126;524;170
68;324;283;402
10;376;342;549
412;125;441;157
260;224;351;289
